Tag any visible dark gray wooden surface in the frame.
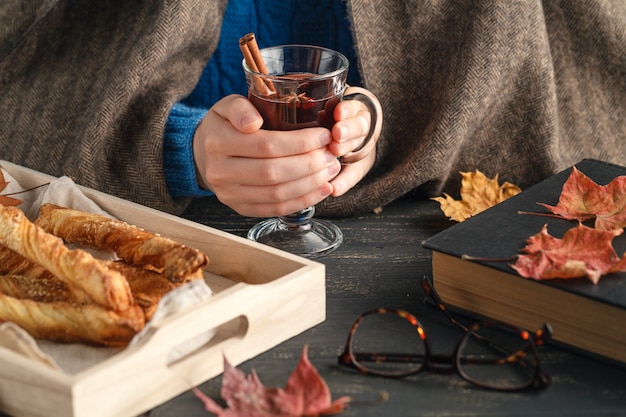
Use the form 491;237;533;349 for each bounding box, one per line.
146;195;626;417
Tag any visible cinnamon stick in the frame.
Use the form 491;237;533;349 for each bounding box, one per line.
239;33;275;95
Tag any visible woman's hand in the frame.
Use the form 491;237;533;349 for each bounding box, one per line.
193;87;382;217
328;86;382;197
193;94;341;218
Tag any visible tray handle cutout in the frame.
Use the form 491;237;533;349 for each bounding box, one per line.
166;315;249;369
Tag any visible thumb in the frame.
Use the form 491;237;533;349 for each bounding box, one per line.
213;94;264;134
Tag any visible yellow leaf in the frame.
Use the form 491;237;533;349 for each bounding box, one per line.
432;170;521;222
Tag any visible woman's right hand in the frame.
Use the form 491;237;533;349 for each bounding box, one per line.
193;94;342;218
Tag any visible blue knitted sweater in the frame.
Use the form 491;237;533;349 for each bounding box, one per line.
163;0;360;197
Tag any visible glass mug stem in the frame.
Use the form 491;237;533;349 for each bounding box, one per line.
277;207;314;231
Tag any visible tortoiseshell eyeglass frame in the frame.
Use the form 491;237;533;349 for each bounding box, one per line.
338;276;552;391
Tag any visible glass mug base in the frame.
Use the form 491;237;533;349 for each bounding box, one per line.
247;209;343;259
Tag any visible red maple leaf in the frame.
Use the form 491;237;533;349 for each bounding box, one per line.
193;345;350;417
538;166;626;230
511;223;626;284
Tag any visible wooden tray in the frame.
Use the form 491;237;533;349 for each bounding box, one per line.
0;161;326;417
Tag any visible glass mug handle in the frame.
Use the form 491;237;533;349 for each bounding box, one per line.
339;92;379;165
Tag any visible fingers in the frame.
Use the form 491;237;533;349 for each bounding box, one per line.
209;95;334;158
330;148;376;197
197;121;337;188
217;148;339;186
193;95;341;217
220;163;340;218
213;94;264;134
192;90;382;217
213;146;341;217
329;101;370;156
329;87;383;161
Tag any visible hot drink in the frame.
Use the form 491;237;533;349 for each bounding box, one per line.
248;73;342;131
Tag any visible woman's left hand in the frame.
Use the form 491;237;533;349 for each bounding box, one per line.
328;86;383;197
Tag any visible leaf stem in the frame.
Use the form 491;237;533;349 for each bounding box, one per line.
1;182;50;196
517;210;564;219
461;254;517;262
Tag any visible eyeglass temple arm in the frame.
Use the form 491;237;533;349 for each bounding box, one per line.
423;276;553;342
422;276;552;378
421;275;470;332
531;323;553;388
533;323;553;345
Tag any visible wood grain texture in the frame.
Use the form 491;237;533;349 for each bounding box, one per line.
147;195;626;417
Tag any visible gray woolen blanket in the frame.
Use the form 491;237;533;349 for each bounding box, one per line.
1;0;624;216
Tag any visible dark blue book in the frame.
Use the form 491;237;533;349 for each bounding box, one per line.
422;159;626;365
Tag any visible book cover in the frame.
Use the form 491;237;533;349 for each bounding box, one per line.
422;158;626;364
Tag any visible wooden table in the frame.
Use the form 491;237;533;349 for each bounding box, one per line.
148;195;626;416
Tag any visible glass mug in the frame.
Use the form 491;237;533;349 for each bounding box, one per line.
243;44;378;258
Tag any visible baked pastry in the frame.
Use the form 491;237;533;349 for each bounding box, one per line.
36;204;208;282
107;261;187;320
0;205;133;312
0;203;209;346
0;293;144;346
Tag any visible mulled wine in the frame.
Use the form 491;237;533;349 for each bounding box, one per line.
248;73;342;131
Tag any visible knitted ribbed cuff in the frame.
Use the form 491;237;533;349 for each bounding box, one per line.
163;103;214;198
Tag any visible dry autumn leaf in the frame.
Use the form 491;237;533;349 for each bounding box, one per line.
537;166;626;231
193;345;350;417
432;170;521;222
0;169;23;206
511;223;626;284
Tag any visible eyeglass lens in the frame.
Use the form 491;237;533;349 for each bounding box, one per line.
457;322;540;390
350;310;426;376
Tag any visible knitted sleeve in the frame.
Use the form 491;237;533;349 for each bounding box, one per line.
163;103;213;198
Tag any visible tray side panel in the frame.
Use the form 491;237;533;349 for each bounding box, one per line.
72;264;325;417
0;349;73;417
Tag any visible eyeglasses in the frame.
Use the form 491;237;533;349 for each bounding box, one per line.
338;276;552;391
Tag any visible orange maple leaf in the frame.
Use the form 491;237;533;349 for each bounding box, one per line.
432;170;521;222
511;223;626;284
538;166;626;231
192;345;350;417
0;169;23;207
